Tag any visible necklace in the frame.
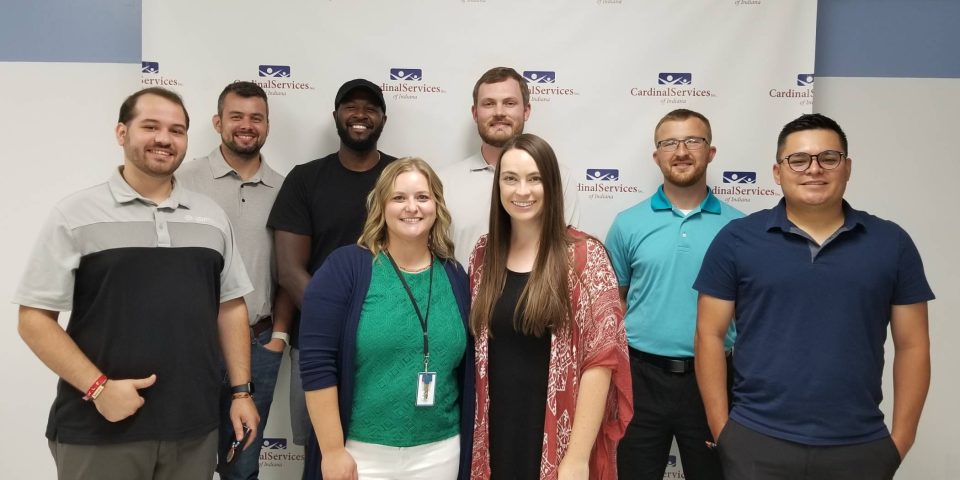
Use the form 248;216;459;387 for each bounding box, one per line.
398;262;432;274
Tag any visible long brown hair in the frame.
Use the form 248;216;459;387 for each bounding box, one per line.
470;134;573;336
357;157;455;260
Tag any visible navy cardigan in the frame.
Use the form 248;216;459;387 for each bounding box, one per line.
299;244;475;479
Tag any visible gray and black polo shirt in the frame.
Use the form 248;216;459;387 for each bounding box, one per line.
14;168;252;445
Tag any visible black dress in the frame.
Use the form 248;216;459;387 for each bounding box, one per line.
488;270;552;479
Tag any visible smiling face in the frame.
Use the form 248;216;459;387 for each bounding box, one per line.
774;128;851;210
499;148;544;227
472;78;530;148
214;92;269;158
334;89;386;152
385;170;437;245
653;117;715;188
115;93;188;179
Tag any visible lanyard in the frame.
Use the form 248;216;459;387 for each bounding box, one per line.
386;252;434;371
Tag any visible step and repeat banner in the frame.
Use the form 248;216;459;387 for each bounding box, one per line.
143;1;816;477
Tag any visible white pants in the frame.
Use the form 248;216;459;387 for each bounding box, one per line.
345;434;460;480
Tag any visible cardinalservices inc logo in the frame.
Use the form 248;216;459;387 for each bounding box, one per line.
522;70;579;102
578;168;640;200
769;73;814;105
242;64;314;96
659;72;692;85
390;68;422;81
722;171;756;184
259;437;306;467
140;61;181;87
630;72;715;105
259;65;291;78
712;170;778;204
381;67;446;101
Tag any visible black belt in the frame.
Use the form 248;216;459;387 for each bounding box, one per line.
251;316;273;337
629;347;695;374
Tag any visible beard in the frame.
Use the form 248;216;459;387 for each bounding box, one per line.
127;148;185;178
663;162;708;187
336;121;385;152
477;118;524;148
222;133;264;158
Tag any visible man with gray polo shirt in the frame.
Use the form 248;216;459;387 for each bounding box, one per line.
178;81;292;480
439;67;579;265
15;87;258;480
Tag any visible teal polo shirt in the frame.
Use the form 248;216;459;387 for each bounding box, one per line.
605;185;742;357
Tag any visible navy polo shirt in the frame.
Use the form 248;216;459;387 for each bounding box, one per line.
694;198;934;445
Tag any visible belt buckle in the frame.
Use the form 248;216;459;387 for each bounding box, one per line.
666;359;689;374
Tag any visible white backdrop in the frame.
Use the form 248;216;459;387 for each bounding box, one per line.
142;0;816;236
141;1;817;477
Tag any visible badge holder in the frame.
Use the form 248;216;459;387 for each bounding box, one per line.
416;356;436;407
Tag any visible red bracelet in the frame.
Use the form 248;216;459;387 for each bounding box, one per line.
82;374;108;401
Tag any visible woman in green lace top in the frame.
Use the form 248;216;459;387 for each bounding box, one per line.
299;157;474;480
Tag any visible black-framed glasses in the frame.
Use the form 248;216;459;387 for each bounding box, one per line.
656;137;708;152
779;150;846;172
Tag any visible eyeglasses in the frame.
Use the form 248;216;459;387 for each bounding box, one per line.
656;137;708;152
779;150;846;172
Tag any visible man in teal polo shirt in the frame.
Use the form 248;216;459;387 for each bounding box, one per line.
606;109;742;480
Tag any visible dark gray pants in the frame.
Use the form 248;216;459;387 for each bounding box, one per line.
717;419;901;480
48;429;217;480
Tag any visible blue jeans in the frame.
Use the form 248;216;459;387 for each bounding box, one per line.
217;327;284;480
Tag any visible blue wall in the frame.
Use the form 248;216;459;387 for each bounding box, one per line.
0;0;140;63
0;1;958;76
815;0;960;78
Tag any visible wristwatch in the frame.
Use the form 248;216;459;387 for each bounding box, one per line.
271;331;291;346
231;382;255;395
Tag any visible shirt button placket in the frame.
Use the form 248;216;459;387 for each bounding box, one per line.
156;209;171;247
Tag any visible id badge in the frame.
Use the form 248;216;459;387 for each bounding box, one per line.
416;371;437;407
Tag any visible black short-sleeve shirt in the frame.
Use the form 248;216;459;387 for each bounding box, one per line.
267;152;396;346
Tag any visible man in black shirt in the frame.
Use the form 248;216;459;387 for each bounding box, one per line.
267;79;397;450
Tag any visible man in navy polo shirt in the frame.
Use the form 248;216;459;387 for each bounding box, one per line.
694;113;933;479
607;109;741;480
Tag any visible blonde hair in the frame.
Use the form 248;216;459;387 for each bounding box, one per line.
358;157;455;260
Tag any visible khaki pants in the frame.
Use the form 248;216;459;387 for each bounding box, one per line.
48;429;217;480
